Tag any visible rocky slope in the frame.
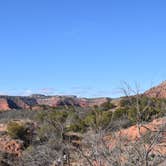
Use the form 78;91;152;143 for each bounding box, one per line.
145;81;166;98
0;136;23;156
0;95;109;110
103;117;166;165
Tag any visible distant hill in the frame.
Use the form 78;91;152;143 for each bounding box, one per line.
0;95;110;111
145;81;166;98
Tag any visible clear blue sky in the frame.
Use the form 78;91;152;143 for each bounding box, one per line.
0;0;166;97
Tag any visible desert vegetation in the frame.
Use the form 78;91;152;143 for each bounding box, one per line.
0;84;165;166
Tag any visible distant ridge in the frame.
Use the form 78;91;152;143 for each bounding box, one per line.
0;95;110;111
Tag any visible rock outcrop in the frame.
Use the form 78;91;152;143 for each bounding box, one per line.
105;117;166;155
0;136;24;156
145;81;166;98
0;98;10;111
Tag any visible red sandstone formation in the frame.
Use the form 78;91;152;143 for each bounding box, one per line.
145;81;166;98
105;117;166;155
0;95;110;111
0;98;10;111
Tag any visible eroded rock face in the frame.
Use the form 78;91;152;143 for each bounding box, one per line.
0;98;10;111
0;96;37;110
0;95;110;111
37;96;109;108
145;81;166;98
36;96;68;107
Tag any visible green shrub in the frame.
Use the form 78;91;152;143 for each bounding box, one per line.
118;96;166;123
7;121;26;140
37;110;68;124
100;101;116;111
68;120;86;133
127;108;137;123
112;108;128;120
83;110;112;129
7;121;33;147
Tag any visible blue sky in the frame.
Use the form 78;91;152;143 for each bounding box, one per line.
0;0;166;97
